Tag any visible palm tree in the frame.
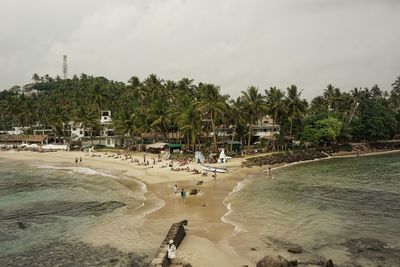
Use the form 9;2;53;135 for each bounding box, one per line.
149;98;171;140
177;104;202;151
113;111;137;145
228;97;246;151
90;81;109;116
285;85;306;138
241;86;268;146
196;83;229;151
266;87;285;146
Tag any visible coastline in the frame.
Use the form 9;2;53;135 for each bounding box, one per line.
1;148;399;266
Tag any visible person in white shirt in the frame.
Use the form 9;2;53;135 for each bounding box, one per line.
167;240;176;260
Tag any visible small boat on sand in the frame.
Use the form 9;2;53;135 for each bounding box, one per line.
200;165;227;173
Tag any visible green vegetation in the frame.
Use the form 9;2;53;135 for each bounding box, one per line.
1;73;400;150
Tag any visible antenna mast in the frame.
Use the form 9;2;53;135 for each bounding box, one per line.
62;55;68;79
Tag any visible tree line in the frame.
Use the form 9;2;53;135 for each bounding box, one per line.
1;73;400;150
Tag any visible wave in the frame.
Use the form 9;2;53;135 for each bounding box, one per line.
36;165;117;178
221;176;254;233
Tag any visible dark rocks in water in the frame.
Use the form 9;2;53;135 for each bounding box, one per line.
343;238;400;266
325;259;334;267
16;221;26;229
256;255;289;267
0;200;126;241
287;246;302;254
0;240;150;267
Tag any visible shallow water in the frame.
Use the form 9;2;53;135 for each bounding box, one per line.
225;153;400;266
0;159;149;265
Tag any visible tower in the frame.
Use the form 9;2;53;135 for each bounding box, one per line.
62;55;68;79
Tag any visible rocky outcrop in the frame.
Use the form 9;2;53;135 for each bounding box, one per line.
256;255;299;267
151;221;186;267
243;149;329;168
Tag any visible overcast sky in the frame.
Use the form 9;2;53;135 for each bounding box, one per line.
1;0;399;99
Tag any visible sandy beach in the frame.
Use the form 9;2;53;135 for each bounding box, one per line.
0;149;261;266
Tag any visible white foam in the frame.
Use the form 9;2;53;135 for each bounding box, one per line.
221;177;253;233
36;165;117;178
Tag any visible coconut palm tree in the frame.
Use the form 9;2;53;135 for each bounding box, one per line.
266;87;285;145
177;104;202;151
113;111;137;145
285;85;306;138
241;86;268;146
196;83;229;151
228;97;246;151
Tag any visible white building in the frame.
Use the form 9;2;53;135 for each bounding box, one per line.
252;116;280;140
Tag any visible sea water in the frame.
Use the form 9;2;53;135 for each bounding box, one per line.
0;158;151;265
225;153;400;266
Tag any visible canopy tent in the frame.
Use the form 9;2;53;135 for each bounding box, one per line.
146;142;168;153
167;143;182;153
146;142;168;149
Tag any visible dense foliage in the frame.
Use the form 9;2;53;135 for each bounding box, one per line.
1;73;399;149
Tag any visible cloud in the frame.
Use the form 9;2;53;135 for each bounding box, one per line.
1;0;399;100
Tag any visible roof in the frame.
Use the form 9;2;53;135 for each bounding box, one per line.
168;143;182;149
146;142;168;149
0;134;48;142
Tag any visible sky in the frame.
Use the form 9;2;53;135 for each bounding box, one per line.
1;0;399;100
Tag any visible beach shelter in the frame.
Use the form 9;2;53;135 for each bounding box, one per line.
167;143;182;153
146;142;168;153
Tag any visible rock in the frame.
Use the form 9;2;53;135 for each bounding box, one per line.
251;247;257;251
287;246;302;254
256;255;289;267
196;181;203;185
326;259;334;267
17;221;26;229
190;188;199;195
180;219;188;225
288;260;298;266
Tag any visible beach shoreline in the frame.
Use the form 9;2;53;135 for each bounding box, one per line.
1;148;399;266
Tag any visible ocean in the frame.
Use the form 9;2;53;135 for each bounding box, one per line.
0;158;154;266
224;152;400;266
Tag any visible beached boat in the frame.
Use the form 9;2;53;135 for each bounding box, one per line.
200;165;227;173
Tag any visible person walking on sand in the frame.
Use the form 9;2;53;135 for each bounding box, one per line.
167;240;176;260
181;188;186;202
75;157;78;166
213;170;217;181
173;184;179;197
79;156;82;166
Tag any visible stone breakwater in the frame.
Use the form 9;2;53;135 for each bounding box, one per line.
243;149;329;168
151;221;187;267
